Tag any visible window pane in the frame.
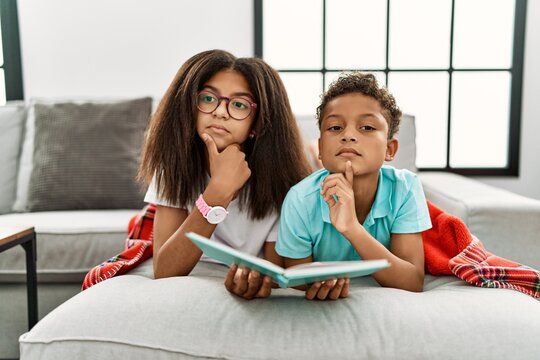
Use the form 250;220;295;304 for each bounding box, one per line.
453;0;515;69
389;0;452;69
279;72;323;116
263;0;322;69
325;71;386;91
0;70;6;105
388;72;449;168
450;72;510;168
326;0;386;70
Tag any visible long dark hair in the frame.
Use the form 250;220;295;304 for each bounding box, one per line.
138;50;311;219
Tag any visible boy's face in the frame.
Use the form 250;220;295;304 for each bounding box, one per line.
318;93;397;175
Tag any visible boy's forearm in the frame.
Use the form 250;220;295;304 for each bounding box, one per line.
342;224;424;292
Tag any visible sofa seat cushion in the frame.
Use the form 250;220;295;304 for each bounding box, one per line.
0;210;137;283
19;262;540;360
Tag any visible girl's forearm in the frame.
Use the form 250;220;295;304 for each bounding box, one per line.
154;185;234;278
342;224;424;292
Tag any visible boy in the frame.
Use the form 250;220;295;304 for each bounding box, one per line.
276;73;432;300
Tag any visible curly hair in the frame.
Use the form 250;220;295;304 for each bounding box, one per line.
316;72;402;139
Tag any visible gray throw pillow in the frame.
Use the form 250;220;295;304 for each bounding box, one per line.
27;98;152;211
0;102;27;214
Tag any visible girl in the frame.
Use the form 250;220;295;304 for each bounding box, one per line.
138;50;311;299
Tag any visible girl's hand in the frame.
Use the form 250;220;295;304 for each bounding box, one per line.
224;265;273;300
202;134;251;196
305;278;349;300
321;161;357;233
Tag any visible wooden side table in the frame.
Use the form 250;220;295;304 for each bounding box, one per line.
0;226;38;329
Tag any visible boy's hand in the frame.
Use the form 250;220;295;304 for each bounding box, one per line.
224;265;273;300
321;161;357;233
305;278;350;300
203;133;251;197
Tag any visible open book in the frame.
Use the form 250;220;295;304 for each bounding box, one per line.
186;232;390;288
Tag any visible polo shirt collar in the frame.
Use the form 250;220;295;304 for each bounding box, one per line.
319;168;392;226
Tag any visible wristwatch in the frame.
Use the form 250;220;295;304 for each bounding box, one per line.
195;194;228;224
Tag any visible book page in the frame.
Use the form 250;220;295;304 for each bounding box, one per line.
186;232;285;276
283;260;390;278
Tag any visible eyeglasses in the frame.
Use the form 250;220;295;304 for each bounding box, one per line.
197;90;257;120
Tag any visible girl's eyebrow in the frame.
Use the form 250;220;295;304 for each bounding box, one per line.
202;85;254;99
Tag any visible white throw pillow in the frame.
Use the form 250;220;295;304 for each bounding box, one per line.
388;113;417;172
0;102;27;214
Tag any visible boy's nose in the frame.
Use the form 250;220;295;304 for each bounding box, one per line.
340;134;357;142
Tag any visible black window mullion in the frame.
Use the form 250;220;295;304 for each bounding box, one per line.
446;0;456;170
385;0;391;86
254;0;263;58
322;0;326;90
508;0;528;176
0;0;24;101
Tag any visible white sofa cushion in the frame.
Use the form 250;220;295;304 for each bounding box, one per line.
0;210;137;282
19;262;540;360
0;103;27;214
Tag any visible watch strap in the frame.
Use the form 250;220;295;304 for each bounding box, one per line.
196;194;211;217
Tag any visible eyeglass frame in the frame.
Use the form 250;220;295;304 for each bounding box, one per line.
196;90;258;120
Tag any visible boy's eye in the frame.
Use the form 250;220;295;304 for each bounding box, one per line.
360;125;375;131
328;125;343;131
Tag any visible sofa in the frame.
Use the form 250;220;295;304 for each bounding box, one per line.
1;99;539;359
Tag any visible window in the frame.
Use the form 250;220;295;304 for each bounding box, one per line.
254;0;527;175
0;0;24;104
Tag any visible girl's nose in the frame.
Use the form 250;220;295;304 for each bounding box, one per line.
212;99;230;120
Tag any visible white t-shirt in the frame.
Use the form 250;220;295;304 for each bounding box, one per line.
144;177;279;263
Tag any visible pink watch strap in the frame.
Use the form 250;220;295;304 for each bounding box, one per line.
196;194;211;217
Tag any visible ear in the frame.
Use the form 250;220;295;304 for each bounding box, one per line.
385;138;398;161
317;138;322;159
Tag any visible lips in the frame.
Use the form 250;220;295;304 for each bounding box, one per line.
336;147;361;156
207;124;230;134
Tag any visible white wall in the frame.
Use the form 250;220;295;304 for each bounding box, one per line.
474;0;540;200
17;0;540;200
17;0;253;99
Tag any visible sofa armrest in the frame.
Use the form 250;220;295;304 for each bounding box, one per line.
418;171;540;269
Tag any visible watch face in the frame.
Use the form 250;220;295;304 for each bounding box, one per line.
207;207;228;224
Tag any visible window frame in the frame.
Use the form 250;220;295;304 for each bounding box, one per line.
254;0;527;176
0;0;24;101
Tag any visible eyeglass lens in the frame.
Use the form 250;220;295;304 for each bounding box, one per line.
197;92;252;120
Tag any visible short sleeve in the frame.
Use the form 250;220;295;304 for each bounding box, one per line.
391;174;432;234
276;189;313;259
144;176;188;209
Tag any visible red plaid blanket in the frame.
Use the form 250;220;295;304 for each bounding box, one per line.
423;201;540;298
82;204;155;290
82;201;540;298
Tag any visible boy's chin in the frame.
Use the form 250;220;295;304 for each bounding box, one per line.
322;161;348;174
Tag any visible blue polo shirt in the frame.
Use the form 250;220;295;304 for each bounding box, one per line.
276;166;432;261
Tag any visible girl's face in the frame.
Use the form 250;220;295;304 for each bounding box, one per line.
196;69;256;152
318;93;397;176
